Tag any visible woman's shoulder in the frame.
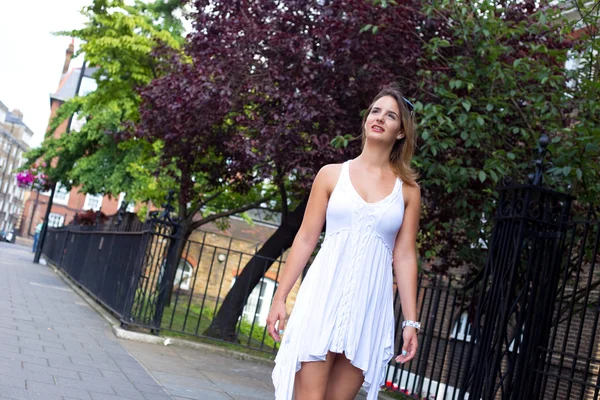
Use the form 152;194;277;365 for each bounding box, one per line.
402;181;421;206
318;162;344;176
314;163;344;194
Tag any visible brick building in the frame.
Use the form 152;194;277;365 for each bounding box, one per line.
173;211;302;328
0;101;33;235
19;41;134;237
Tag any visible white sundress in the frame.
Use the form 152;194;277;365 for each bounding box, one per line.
272;159;405;400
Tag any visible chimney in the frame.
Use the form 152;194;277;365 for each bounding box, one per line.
61;38;75;79
11;109;23;120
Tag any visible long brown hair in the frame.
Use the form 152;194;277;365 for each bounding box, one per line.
360;86;419;185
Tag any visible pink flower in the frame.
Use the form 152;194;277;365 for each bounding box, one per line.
16;171;35;187
15;169;51;190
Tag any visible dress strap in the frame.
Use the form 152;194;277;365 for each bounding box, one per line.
342;160;354;193
342;160;350;178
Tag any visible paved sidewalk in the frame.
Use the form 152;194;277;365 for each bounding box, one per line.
120;341;275;400
119;340;386;400
0;242;171;400
0;242;388;400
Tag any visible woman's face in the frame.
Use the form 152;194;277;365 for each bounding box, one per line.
364;95;403;144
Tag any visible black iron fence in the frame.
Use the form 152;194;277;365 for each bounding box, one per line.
43;224;146;318
42;216;290;352
382;212;600;400
385;273;481;400
42;206;176;327
43;217;481;364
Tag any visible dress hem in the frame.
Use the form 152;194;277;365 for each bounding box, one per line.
273;344;394;400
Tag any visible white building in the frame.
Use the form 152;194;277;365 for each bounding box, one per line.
0;100;33;235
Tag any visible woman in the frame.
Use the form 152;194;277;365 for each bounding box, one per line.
268;86;420;400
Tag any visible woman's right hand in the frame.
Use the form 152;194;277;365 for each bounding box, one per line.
267;299;287;342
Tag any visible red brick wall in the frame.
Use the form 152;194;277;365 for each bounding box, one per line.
19;188;122;236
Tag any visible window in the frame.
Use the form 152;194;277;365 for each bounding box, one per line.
173;259;194;291
236;277;277;327
69;113;86;132
53;183;70;206
565;49;598;89
117;192;135;212
48;213;65;228
83;193;103;211
451;312;473;342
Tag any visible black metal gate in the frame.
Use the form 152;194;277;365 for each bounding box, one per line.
535;205;600;399
459;136;600;400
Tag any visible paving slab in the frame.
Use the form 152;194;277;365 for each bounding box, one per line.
0;243;171;400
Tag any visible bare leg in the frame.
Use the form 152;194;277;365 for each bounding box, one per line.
294;351;336;400
325;352;365;400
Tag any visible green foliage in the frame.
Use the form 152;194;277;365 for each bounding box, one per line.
547;0;600;203
24;0;269;238
414;0;600;272
23;0;182;197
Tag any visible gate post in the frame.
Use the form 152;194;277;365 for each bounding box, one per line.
149;191;181;332
460;135;575;400
121;191;181;332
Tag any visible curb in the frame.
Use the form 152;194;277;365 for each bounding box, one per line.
111;325;165;345
163;336;276;367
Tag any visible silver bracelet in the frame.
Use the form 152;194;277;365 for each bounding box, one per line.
402;320;421;334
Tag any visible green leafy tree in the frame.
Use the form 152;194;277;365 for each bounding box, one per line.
24;0;183;197
25;0;273;306
551;0;600;204
393;0;597;274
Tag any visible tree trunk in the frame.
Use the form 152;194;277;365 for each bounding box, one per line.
203;198;308;341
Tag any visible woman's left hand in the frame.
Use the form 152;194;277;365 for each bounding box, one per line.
395;327;418;364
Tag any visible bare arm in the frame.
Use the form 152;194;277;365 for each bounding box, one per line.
267;164;341;341
393;183;421;363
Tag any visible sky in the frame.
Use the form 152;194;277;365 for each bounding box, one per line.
0;0;92;148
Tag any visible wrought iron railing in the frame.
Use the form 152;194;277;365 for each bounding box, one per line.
43;225;146;318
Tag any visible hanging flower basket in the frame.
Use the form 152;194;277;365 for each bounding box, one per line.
15;163;52;191
16;171;36;188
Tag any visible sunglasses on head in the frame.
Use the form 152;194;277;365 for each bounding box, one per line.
403;97;415;116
